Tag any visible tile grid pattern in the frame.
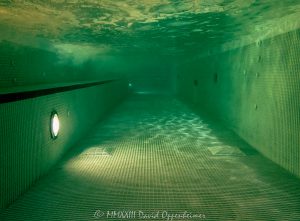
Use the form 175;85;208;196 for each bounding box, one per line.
1;94;300;221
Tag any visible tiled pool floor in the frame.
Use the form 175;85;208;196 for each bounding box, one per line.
1;94;300;221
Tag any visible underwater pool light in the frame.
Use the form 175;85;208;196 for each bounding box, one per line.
50;111;60;139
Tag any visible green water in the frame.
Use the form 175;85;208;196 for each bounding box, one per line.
1;1;300;50
0;0;300;93
1;0;300;94
1;1;300;67
1;1;300;219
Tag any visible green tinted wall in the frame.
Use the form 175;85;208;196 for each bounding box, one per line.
0;41;124;89
0;41;175;95
0;80;128;211
177;29;300;178
0;40;129;211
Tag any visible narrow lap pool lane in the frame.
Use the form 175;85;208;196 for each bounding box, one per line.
1;94;300;221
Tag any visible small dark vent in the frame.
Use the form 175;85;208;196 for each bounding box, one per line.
214;73;218;83
194;79;198;86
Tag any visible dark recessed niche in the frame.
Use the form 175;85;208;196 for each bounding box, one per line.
194;79;198;86
214;72;218;83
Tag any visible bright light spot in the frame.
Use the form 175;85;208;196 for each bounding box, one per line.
50;112;60;139
54;43;112;65
128;83;132;87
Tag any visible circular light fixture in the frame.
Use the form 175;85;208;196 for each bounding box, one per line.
50;111;60;139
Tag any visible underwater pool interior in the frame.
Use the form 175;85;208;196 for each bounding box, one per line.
0;1;300;220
